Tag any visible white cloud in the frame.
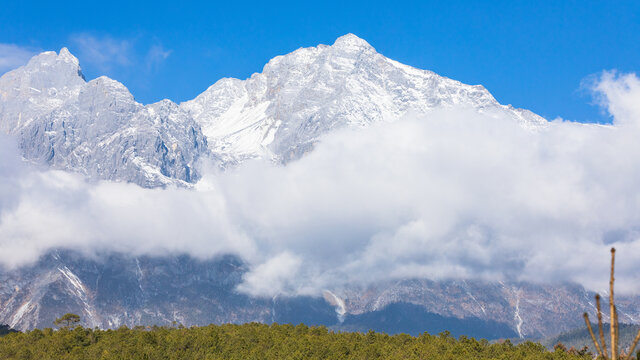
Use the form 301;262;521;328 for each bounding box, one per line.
0;167;255;268
1;72;640;297
237;252;304;296
592;71;640;127
69;34;132;72
68;34;171;73
0;44;39;74
145;44;172;72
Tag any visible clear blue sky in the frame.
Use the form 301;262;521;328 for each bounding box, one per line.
1;0;638;123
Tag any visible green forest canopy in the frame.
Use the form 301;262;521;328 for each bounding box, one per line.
0;322;598;360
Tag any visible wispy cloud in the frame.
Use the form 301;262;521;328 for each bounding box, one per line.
69;33;133;72
68;33;171;74
145;44;172;72
0;44;40;74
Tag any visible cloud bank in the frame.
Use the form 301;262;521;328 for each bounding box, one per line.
1;72;640;296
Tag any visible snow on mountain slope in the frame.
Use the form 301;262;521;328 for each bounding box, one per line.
1;35;546;185
181;34;547;164
0;49;208;187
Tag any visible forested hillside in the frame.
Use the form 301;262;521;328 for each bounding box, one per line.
0;323;594;360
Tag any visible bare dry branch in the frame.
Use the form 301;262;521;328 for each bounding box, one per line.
610;247;617;360
597;294;609;359
585;312;604;358
622;329;640;360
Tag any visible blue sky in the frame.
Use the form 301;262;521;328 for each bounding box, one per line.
1;0;638;123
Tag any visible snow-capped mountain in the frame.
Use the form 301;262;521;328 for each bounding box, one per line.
6;34;622;339
181;33;545;164
1;34;545;187
0;48;207;187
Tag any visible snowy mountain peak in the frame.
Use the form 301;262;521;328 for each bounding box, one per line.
182;34;547;164
58;47;80;66
332;33;374;51
0;48;86;133
21;48;85;85
0;49;208;187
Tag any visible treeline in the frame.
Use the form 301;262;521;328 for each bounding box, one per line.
0;322;596;360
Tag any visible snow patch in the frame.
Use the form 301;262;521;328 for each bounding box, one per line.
323;290;347;323
10;299;34;328
58;266;99;327
513;289;524;338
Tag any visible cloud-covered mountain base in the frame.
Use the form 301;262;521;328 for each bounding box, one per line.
2;248;628;338
2;72;640;299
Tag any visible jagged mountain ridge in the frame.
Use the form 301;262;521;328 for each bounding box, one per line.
1;34;546;186
0;48;207;187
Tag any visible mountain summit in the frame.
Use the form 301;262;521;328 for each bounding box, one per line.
181;33;546;165
332;33;375;50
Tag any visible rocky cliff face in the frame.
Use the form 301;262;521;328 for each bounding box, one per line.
0;251;276;331
335;279;640;339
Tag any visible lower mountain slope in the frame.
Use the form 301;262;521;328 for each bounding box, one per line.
1;250;638;340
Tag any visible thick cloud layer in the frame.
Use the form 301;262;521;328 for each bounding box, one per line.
1;72;640;296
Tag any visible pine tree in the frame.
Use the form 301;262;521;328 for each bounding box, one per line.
53;313;81;328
